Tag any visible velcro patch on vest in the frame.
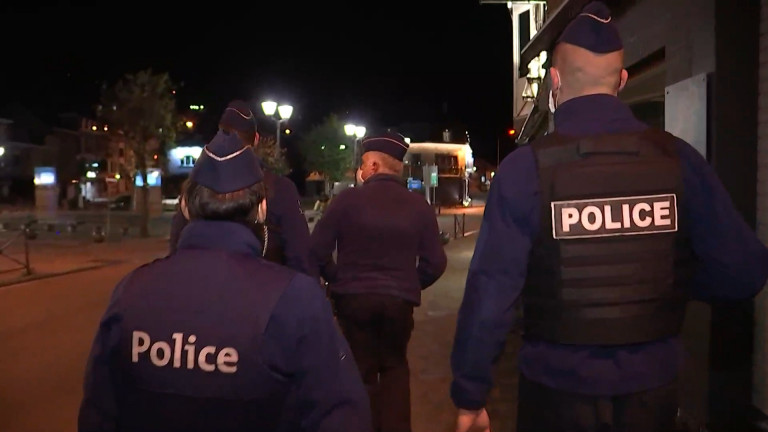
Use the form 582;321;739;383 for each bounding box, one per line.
551;194;678;239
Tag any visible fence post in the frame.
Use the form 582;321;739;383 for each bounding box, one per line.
23;227;31;275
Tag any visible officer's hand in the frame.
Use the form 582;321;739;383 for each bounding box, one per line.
456;408;491;432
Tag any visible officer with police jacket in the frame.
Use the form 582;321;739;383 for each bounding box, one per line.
310;132;447;432
169;100;313;276
451;2;768;431
79;131;371;432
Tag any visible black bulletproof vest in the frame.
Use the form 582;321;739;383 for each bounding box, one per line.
523;129;693;345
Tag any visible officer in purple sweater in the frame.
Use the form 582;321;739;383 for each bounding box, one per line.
310;132;447;432
451;2;768;431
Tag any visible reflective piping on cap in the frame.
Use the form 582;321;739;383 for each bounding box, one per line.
579;13;611;23
203;145;249;161
225;107;253;119
362;137;409;149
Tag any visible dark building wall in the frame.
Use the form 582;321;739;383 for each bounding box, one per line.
614;0;762;429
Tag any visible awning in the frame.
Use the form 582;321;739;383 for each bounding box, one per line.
518;0;591;76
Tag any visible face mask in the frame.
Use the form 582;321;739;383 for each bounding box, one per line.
548;69;561;114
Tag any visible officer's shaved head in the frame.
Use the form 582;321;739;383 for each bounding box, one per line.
550;43;628;106
363;151;404;176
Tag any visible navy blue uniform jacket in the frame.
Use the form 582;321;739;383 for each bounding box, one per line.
79;220;370;431
310;174;447;305
169;170;313;277
451;94;768;409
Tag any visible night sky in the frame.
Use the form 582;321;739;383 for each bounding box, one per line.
0;2;515;163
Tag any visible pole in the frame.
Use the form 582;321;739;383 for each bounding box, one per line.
275;119;281;149
353;138;358;187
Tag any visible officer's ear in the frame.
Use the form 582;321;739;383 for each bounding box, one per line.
618;69;629;92
252;132;260;148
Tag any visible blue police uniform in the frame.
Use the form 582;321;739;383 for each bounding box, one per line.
169;100;313;277
79;131;371;432
310;133;447;432
450;2;768;431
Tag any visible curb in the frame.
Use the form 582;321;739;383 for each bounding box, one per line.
0;260;124;289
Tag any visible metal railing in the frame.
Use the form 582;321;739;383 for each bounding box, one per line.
0;222;33;276
454;213;466;239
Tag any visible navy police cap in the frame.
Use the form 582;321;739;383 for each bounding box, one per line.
557;1;623;54
190;131;263;194
219;100;256;134
362;132;409;162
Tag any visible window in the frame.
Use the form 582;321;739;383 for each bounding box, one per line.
519;10;531;58
436;154;460;176
180;155;196;167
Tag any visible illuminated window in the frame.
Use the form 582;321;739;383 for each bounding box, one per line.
180;155;196;167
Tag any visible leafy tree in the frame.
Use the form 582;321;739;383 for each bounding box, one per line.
256;136;289;175
298;114;355;186
99;69;178;237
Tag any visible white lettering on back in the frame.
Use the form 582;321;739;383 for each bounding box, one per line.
130;331;239;374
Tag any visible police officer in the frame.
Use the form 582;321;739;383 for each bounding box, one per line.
169;100;313;276
79;131;371;432
451;2;768;431
310;132;448;432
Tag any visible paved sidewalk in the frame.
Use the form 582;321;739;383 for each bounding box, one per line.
0;234;170;287
410;233;520;432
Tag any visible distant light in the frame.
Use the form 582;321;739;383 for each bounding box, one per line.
0;147;5;157
285;129;292;135
172;90;176;95
340;144;346;150
405;137;411;144
86;171;97;179
170;146;203;160
91;125;97;131
115;174;121;179
321;145;325;150
153;154;158;160
491;171;496;178
91;163;98;168
508;129;516;136
354;126;366;138
507;1;512;9
185;121;194;129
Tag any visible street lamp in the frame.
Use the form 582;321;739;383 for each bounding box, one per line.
345;124;367;185
261;100;294;148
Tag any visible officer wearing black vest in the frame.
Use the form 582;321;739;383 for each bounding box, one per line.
79;131;371;432
451;2;768;431
310;132;447;432
169;100;313;276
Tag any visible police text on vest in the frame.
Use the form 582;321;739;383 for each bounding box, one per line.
132;331;238;373
551;193;678;239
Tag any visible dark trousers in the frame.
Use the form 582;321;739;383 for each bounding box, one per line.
334;294;414;432
517;374;679;432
